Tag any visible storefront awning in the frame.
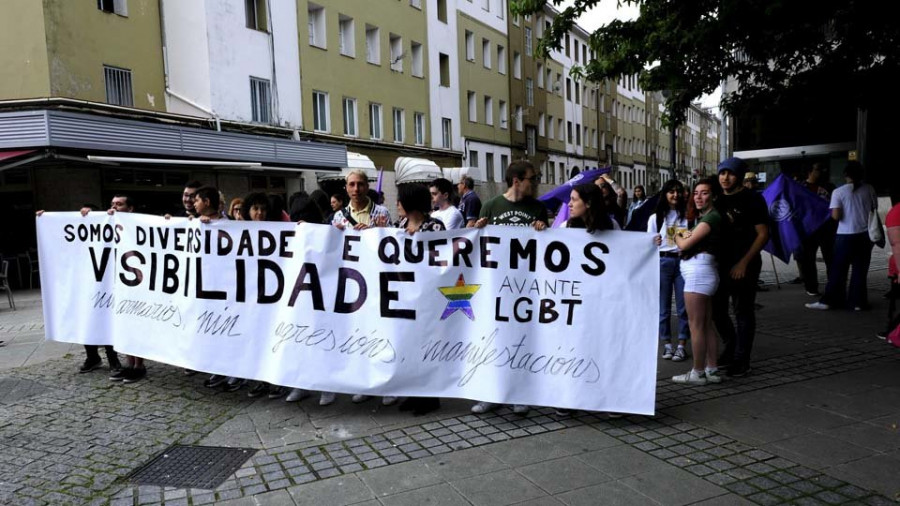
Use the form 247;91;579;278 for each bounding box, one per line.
0;149;35;162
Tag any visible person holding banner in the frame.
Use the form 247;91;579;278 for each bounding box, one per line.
473;160;548;415
457;176;482;228
648;180;691;362
429;178;464;230
673;178;723;385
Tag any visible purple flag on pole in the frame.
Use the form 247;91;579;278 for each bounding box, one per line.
762;174;832;263
375;167;384;194
538;167;611;228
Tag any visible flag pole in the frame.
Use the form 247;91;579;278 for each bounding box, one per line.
770;252;781;290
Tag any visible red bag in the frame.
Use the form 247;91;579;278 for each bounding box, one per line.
889;325;900;348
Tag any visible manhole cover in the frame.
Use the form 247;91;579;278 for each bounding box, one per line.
128;445;257;489
0;377;52;404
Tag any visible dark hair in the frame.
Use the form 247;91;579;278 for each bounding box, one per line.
268;194;286;219
461;176;475;190
844;161;864;190
367;189;383;205
567;184;613;232
505;160;534;187
598;181;625;227
289;191;326;224
330;193;345;205
397;183;432;217
633;185;645;199
241;192;270;221
195;186;220;211
430;178;454;198
689;178;719;221
654;180;686;232
310;189;330;217
112;194;134;208
185;180;203;190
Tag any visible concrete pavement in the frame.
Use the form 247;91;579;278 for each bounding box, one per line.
1;250;898;505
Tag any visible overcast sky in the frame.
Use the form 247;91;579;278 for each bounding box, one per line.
559;0;721;110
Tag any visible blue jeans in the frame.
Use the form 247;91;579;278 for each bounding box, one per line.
822;232;873;308
659;256;689;342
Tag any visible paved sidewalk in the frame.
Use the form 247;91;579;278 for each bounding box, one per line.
1;251;898;505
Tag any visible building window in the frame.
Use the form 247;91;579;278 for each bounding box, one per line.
537;63;544;88
245;0;266;30
512;13;519;26
308;3;325;48
566;78;572;101
442;118;451;149
567;121;573;143
104;65;133;107
366;25;380;64
576;123;581;145
482;39;491;69
390;33;403;72
484;96;493;125
465;30;475;62
342;98;357;136
467;91;477;123
497;45;507;74
538;113;545;136
499;100;508;129
414;112;425;145
482;0;490;11
546;68;553;91
556;73;563;96
557;118;564;141
526;127;536;156
250;77;271;123
369;103;382;140
565;34;570;57
469;150;479;168
525;78;533;106
500;154;509;174
575;82;580;104
574;40;579;63
411;41;423;77
524;27;533;56
338;15;355;57
439;53;450;86
515;105;523;131
437;0;447;22
485;153;494;181
513;51;521;79
97;0;127;16
548;115;554;139
312;91;329;132
392;108;404;142
582;45;588;64
547;161;555;184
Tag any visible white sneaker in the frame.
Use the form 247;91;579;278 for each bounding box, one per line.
351;394;371;403
285;388;310;402
381;396;398;406
805;302;830;310
662;344;674;360
512;404;530;415
319;392;336;406
672;369;707;385
671;346;687;362
471;401;496;414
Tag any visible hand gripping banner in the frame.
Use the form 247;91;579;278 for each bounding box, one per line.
37;213;659;414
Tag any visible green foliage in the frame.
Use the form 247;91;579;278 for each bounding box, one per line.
513;0;899;124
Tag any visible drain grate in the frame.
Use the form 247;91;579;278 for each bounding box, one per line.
0;377;52;404
128;445;257;489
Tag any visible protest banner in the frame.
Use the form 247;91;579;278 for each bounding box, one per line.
37;213;659;414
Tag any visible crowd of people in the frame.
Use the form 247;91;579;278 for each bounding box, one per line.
42;154;886;414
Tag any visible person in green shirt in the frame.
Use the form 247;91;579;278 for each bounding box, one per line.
673;178;723;386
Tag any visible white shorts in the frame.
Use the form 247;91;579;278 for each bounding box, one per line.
680;253;719;296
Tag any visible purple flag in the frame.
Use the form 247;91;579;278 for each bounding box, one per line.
375;167;384;194
762;174;832;263
538;167;611;228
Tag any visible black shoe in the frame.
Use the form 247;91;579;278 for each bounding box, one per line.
223;378;245;392
79;359;102;373
109;367;131;381
727;363;752;377
412;398;441;416
877;330;888;340
247;382;269;398
204;374;227;388
267;386;287;399
398;398;417;412
108;361;123;371
122;367;146;384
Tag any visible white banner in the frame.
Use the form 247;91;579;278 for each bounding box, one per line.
37;213;659;414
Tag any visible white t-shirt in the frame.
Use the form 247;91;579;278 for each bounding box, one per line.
431;206;464;230
830;183;877;235
647;210;689;253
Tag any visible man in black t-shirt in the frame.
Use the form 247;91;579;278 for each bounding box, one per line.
713;157;770;377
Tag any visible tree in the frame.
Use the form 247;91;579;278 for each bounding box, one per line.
513;0;899;125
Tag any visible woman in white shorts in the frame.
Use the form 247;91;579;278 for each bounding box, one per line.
672;178;723;386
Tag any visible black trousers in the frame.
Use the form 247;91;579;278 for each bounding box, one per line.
84;345;119;365
713;255;762;367
798;221;836;294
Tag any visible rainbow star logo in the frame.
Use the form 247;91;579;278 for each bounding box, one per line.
438;274;481;321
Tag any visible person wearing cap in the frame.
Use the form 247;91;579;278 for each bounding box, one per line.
712;157;769;377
